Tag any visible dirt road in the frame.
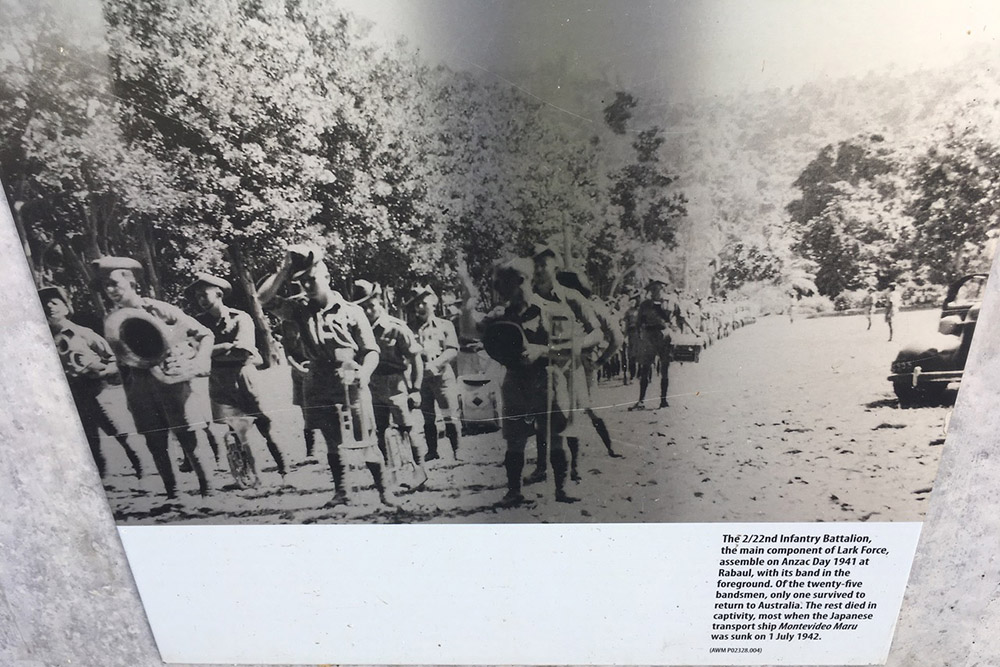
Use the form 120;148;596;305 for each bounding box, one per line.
100;309;951;524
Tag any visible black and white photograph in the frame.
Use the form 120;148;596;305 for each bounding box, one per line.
2;0;998;526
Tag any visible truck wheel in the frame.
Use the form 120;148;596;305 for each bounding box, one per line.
894;381;946;408
922;384;947;407
893;381;921;408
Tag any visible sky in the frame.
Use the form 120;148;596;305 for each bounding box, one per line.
337;0;1000;100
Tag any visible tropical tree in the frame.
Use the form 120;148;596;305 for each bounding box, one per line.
908;127;1000;284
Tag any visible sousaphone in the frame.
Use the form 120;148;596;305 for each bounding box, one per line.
104;307;203;384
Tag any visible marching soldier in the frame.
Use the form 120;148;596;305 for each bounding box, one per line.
631;277;675;411
886;284;902;342
556;271;623;460
465;258;577;506
526;245;602;485
411;287;462;461
621;290;640;385
94;256;213;499
187;273;286;484
40;285;144;480
864;288;876;331
256;245;396;508
352;279;428;490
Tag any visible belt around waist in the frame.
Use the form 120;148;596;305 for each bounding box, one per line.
372;366;407;376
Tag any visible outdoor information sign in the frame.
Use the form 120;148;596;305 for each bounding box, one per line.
2;0;998;663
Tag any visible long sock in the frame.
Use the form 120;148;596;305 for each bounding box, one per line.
327;451;344;491
256;418;285;474
638;368;649;402
568;437;580;474
146;433;175;498
445;421;460;455
423;422;439;459
533;438;548;473
304;428;315;458
177;430;210;496
204;428;221;462
504;448;525;494
115;434;144;477
551;445;568;492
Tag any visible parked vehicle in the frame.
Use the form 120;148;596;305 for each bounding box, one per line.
887;273;987;407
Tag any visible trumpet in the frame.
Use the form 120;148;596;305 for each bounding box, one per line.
105;307;204;384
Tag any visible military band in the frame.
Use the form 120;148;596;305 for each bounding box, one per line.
38;240;756;513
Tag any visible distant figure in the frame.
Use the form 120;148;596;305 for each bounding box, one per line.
863;288;876;331
886;284;902;342
621;290;640;385
630;277;675;411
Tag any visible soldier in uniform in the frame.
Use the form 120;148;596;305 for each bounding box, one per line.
40;285;144;480
526;245;603;485
630;277;675;411
256;245;396;508
621;290;640;385
94;257;213;499
187;273;286;483
886;283;902;342
352;279;428;490
556;271;623;460
465;258;577;506
411;287;462;462
282;316;316;460
863;288;876;331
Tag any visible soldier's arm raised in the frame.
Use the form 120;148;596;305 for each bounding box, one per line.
256;253;293;306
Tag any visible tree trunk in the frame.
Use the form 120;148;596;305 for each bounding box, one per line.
137;223;163;298
62;241;107;320
227;240;280;368
608;261;638;298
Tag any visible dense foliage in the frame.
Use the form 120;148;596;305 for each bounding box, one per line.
2;0;998;330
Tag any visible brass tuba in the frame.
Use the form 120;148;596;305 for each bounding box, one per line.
104;307;202;384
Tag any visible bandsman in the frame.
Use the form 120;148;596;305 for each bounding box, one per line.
352;279;428;490
526;245;602;485
411;286;462;462
40;285;144;480
187;272;286;484
556;271;623;460
256;245;396;508
621;289;641;385
94;256;213;499
630;277;675;411
467;258;577;506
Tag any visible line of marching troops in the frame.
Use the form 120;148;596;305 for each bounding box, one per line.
38;242;755;512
